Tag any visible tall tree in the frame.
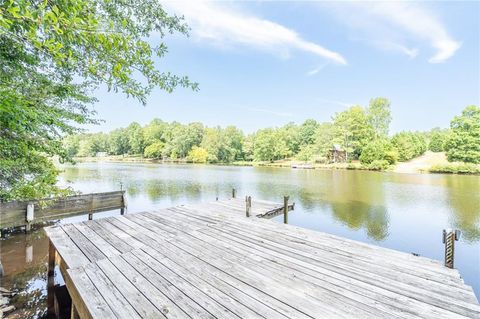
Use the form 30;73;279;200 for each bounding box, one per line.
126;122;145;155
333;106;374;159
0;0;196;200
298;119;319;146
366;97;392;138
445;105;480;163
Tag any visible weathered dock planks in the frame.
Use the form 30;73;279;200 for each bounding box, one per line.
45;199;480;319
0;191;126;229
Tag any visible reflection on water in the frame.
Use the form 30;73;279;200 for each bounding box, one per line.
1;162;479;317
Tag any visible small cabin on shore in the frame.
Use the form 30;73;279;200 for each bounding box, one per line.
329;144;347;163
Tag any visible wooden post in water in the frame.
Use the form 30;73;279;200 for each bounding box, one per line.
232;188;236;199
120;191;127;215
47;240;56;316
443;229;460;268
25;203;34;233
283;196;289;224
88;193;94;220
245;196;252;217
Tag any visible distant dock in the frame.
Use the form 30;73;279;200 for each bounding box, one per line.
45;198;479;318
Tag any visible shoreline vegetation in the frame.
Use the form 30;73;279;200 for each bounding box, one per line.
71;151;480;175
64;103;480;177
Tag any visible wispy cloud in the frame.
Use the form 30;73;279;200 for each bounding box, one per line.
323;2;460;63
306;63;329;76
375;42;419;59
165;1;347;65
247;107;293;118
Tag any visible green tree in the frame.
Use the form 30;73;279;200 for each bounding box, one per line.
242;134;255;161
143;119;167;147
253;128;277;161
201;126;244;163
76;133;108;157
126;122;145;155
63;135;80;157
168;122;204;158
313;122;335;157
360;139;398;165
0;0;196;200
298;119;318;146
108;128;130;155
366;97;392;137
296;145;315;162
143;141;164;159
187;146;209;163
392;131;427;161
279;123;301;154
222;126;244;162
428;128;449;152
445;105;480;163
333;106;374;159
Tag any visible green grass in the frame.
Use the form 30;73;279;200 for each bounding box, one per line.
428;163;480;175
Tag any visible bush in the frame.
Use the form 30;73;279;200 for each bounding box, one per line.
187;146;209;163
296;145;315;162
367;160;390;170
143;141;164;159
360;139;397;165
429;163;480;174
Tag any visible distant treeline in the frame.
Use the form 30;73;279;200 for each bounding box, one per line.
64;100;479;168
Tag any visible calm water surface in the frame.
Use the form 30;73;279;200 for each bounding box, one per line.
1;162;479;317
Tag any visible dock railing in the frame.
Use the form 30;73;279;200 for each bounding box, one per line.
0;191;127;231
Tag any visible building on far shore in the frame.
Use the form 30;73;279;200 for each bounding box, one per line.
329;144;347;163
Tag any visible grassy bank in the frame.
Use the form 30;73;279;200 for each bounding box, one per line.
72;155;385;171
72;153;479;175
427;163;480;175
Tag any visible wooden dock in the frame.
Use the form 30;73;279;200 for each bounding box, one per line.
45;198;480;319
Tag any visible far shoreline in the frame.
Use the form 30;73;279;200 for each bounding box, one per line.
69;152;480;176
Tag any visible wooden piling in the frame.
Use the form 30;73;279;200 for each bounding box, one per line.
121;191;127;215
47;240;56;316
443;229;460;268
25;203;34;233
245;196;252;217
283;196;289;224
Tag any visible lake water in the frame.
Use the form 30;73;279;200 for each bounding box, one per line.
1;162;479;317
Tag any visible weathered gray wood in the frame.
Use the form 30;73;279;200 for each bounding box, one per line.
1;191;126;229
45;199;480;319
66;267;117;319
44;226;90;269
83;263;141;319
95;258;166;318
122;251;216;319
128;250;240;319
138;212;473;319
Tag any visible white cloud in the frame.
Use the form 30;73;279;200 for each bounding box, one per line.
165;1;347;65
323;1;460;63
306;63;329;76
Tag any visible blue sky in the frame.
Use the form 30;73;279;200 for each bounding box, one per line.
86;1;479;134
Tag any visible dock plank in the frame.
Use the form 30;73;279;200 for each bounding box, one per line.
46;198;480;319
